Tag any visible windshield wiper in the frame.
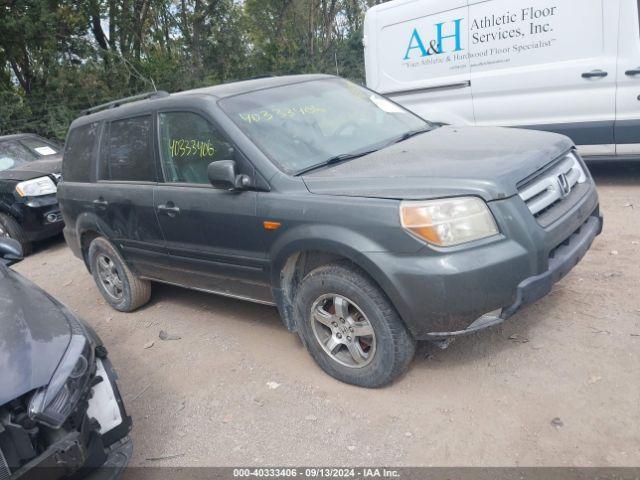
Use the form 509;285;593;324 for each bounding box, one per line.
295;148;379;176
293;125;436;176
393;125;435;145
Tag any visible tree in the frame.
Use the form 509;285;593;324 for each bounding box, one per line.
0;0;390;140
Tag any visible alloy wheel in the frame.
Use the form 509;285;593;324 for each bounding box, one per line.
310;294;376;368
96;254;124;301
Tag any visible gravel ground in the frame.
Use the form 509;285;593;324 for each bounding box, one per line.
13;161;640;468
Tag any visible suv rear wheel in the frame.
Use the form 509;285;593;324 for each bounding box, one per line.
294;262;415;388
88;237;151;312
0;212;32;256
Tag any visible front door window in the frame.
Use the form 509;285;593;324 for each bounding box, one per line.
158;111;234;184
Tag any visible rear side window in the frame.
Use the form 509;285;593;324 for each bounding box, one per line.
158;111;234;184
100;115;155;182
63;123;99;182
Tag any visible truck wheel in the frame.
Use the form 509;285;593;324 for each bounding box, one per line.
88;237;151;312
294;262;415;388
0;212;32;256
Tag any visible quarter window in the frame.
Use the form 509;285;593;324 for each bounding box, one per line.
101;116;155;182
158;112;234;184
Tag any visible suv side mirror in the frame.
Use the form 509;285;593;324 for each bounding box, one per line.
207;160;251;190
0;238;23;265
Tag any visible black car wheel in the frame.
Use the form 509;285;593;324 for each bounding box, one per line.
88;237;151;312
294;262;416;388
0;212;32;256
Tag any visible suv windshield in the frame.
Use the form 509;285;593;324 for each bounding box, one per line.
219;78;429;174
0;137;59;172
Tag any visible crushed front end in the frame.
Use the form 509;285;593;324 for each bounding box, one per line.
1;342;132;480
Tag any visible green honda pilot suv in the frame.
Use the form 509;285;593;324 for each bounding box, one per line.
58;75;602;387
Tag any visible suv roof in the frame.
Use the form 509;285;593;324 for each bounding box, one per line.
72;74;335;129
174;73;333;99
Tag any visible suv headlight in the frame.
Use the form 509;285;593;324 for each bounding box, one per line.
28;335;94;428
15;176;57;197
400;197;499;247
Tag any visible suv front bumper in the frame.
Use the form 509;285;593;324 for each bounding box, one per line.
426;213;602;337
13;194;64;242
365;183;601;340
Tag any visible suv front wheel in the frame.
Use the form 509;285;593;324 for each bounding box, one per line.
88;237;151;312
294;263;415;388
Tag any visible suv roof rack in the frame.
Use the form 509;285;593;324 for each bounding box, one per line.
82;90;170;116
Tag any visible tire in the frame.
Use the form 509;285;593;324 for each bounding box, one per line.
0;212;32;256
88;237;151;312
294;262;415;388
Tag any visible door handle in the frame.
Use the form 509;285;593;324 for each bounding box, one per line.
93;198;108;208
625;68;640;76
582;70;608;79
157;203;180;217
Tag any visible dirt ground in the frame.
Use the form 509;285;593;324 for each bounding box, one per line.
14;161;640;468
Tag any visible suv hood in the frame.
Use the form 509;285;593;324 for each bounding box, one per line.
0;155;62;182
0;265;71;405
302;127;573;201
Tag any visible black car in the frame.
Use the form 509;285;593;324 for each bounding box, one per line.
58;75;601;387
0;238;132;479
0;134;65;255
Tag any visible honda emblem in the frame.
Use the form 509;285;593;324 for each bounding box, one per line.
557;174;570;198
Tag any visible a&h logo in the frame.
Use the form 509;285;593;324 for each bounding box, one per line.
403;19;465;60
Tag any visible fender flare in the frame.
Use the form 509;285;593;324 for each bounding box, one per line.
268;225;407;331
269;224;388;288
72;212;124;268
75;212;102;240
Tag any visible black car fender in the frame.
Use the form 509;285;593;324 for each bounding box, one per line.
0;195;22;222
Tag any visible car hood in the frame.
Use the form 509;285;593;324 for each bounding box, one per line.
302;127;573;201
0;155;62;182
0;265;71;406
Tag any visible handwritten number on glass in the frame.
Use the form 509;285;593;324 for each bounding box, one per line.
239;105;327;124
170;139;216;158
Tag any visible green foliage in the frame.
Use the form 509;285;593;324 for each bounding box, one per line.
0;0;389;141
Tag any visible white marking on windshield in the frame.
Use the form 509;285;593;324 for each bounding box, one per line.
34;146;57;156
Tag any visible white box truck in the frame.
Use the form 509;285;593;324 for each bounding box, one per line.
364;0;640;160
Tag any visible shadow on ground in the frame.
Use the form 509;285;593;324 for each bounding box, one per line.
588;159;640;186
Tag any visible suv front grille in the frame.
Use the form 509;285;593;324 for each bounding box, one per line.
518;151;587;227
